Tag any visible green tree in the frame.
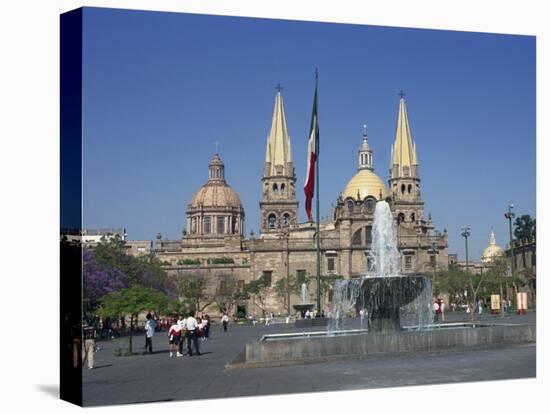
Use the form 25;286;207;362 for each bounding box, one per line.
244;274;271;316
213;273;249;316
175;274;213;313
514;214;536;242
274;274;296;313
98;285;170;354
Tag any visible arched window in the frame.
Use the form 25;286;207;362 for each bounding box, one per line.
347;199;354;212
397;213;405;225
272;183;278;194
268;214;277;229
191;218;197;234
407;184;412;194
204;216;211;234
282;213;290;227
365;198;375;213
411;212;415;223
281;183;285;194
401;184;406;194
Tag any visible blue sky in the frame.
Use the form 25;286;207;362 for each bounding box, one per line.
82;7;535;261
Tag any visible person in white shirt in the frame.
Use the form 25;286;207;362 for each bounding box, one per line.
185;312;201;356
177;315;187;355
221;313;229;332
144;313;156;354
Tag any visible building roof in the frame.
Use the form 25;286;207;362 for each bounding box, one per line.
391;96;418;175
189;154;243;209
265;90;292;175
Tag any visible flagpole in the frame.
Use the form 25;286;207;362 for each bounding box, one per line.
315;68;321;315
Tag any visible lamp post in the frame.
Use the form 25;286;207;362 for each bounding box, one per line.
504;203;516;277
461;226;471;273
277;228;291;316
504;203;515;312
461;225;473;319
430;241;438;296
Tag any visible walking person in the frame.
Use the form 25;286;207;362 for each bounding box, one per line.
168;319;182;358
185;312;201;356
177;314;187;355
82;323;96;370
144;313;156;354
440;301;446;321
221;313;229;332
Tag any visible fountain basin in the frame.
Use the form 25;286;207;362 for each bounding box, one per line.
225;323;535;370
359;275;432;332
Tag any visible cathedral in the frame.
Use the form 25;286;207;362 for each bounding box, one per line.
156;89;449;316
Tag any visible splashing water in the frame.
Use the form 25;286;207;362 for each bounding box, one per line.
326;200;433;334
368;201;400;277
301;283;308;304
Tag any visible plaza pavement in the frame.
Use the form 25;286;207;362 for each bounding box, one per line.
82;311;536;406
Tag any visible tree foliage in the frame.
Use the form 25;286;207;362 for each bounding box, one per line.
98;285;172;353
244;274;271;315
93;235;175;296
83;249;127;309
213;273;248;316
174;274;213;313
514;214;536;242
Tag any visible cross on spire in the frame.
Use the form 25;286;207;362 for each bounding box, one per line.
275;83;284;93
363;124;367;136
398;90;406;99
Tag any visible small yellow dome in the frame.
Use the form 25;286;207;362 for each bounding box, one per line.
190;183;242;209
342;169;389;200
481;245;504;264
481;230;504;263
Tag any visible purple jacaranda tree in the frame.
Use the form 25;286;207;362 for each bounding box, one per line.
83;249;128;309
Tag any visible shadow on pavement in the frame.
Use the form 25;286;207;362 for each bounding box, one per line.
36;384;59;399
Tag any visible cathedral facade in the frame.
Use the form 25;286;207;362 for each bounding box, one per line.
156;90;448;316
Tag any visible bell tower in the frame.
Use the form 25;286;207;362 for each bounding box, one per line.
260;86;298;233
389;92;424;225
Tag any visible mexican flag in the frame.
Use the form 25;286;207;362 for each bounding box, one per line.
304;75;319;222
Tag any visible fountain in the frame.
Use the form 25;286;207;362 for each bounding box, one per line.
226;200;535;370
292;283;315;319
328;200;433;333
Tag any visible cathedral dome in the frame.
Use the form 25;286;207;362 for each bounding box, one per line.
188;154;243;209
481;230;504;264
342;169;389;200
190;182;242;209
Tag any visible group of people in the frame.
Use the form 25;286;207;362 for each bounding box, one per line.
166;313;211;358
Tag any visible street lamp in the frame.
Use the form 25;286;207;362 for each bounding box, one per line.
277;228;291;316
430;241;439;295
504;203;516;277
461;226;471;273
504;203;516;314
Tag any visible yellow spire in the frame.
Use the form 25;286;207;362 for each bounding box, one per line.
265;88;292;175
391;94;418;175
